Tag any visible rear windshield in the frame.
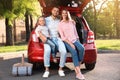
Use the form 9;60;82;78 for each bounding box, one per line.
44;0;83;7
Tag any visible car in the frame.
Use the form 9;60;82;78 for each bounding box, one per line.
28;0;97;70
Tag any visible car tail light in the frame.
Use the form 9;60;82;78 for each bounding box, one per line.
32;34;39;42
87;31;94;44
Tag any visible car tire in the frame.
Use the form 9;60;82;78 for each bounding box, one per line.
85;62;96;70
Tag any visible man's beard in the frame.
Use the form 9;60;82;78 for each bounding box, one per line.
52;14;58;17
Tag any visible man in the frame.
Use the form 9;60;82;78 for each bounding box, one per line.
43;7;67;78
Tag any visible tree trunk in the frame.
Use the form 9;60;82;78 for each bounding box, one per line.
30;14;33;31
93;15;97;39
25;11;30;42
114;0;120;38
13;18;16;42
92;0;97;39
5;18;14;46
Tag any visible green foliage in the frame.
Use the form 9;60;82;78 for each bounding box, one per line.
0;0;13;18
0;45;27;53
0;0;42;45
17;0;41;18
0;39;120;53
83;0;120;39
0;0;41;19
95;39;120;50
83;4;94;30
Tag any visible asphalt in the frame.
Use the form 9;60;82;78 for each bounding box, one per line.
0;51;120;80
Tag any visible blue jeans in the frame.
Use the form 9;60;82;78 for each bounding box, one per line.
64;40;85;67
44;44;51;67
51;37;67;67
45;38;56;58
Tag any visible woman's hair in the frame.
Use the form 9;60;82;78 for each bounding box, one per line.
61;9;70;21
35;16;45;28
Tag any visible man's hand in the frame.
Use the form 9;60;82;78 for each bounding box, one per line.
38;32;47;43
41;36;47;43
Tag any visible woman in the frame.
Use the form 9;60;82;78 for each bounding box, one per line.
58;10;85;80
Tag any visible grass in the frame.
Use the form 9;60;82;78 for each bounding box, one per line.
95;39;120;50
0;44;27;53
0;39;120;53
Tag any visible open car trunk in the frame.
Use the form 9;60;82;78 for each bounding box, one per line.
74;16;87;44
38;0;91;14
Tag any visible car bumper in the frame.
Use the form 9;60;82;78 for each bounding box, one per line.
28;43;97;64
83;49;97;63
83;43;97;63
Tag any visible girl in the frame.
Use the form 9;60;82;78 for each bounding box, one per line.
35;16;57;63
58;10;85;80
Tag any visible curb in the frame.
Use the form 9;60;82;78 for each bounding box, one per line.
98;50;120;53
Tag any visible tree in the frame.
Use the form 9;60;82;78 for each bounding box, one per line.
83;0;120;39
0;0;42;45
97;1;116;39
20;0;41;42
114;0;120;38
83;0;107;39
92;0;107;39
13;0;34;42
0;0;15;45
83;4;94;30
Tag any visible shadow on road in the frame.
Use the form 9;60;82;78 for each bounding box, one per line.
0;57;91;80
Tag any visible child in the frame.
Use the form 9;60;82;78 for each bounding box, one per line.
35;16;57;63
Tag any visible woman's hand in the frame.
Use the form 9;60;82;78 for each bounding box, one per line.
71;20;76;25
64;39;75;49
70;43;75;49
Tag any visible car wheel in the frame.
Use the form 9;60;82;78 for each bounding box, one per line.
85;62;96;70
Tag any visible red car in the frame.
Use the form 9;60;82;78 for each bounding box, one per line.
28;0;97;70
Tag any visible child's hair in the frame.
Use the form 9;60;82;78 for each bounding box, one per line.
35;16;45;28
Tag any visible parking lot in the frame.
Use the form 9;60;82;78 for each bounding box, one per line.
0;51;120;80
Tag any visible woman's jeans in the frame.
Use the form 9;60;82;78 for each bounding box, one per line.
44;37;67;67
64;40;85;67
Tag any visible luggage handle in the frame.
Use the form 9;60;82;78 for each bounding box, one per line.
21;54;25;65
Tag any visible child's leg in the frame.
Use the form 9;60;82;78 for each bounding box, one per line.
46;39;57;63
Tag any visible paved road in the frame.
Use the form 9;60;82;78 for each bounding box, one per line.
0;52;120;80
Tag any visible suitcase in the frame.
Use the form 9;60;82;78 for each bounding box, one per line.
12;54;33;76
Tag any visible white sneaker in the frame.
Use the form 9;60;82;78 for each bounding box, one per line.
42;71;50;78
76;74;85;80
58;70;65;77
